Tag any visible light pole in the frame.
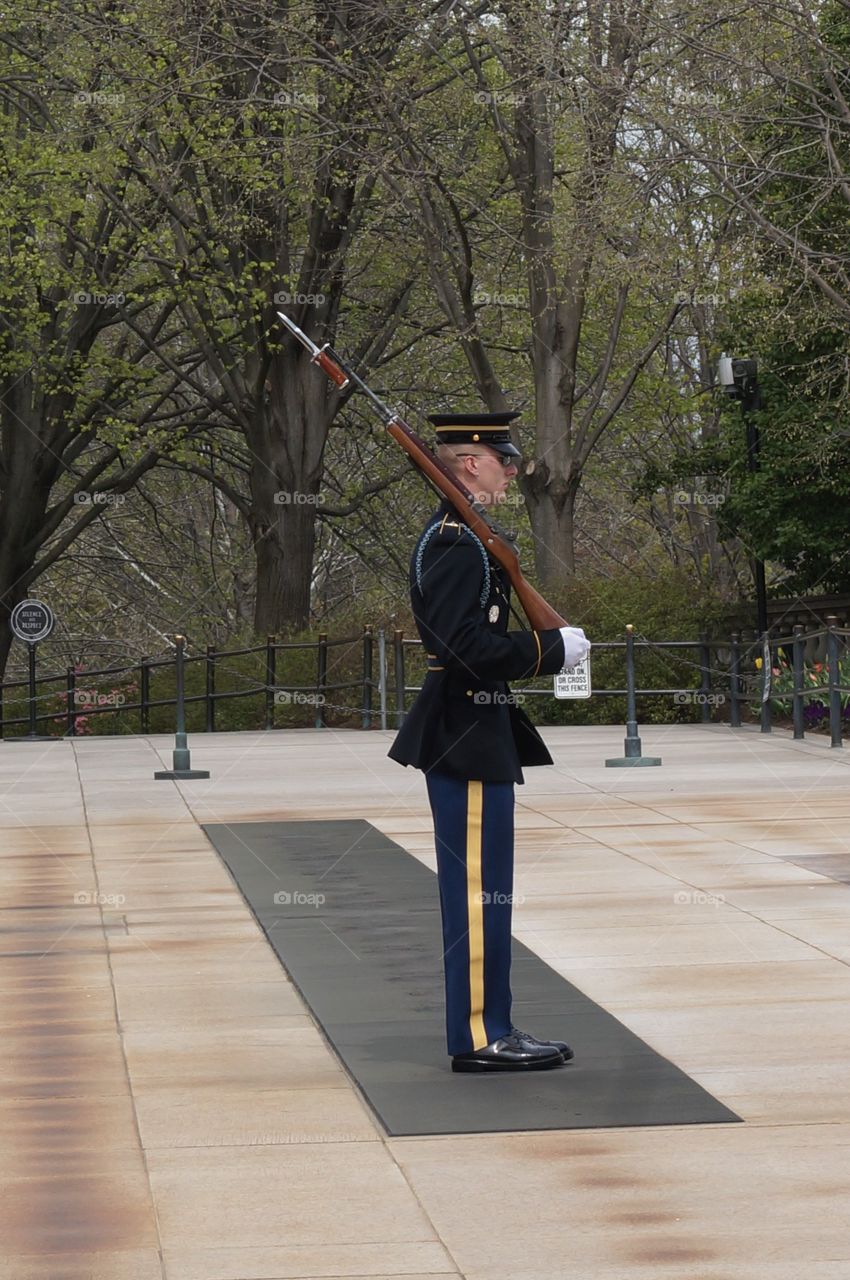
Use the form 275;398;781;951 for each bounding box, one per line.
717;354;769;637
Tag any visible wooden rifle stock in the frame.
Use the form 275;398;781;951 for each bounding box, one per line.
274;308;568;630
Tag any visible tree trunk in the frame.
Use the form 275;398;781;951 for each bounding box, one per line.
253;497;319;634
247;347;331;634
0;398;57;682
522;460;580;583
0;614;14;690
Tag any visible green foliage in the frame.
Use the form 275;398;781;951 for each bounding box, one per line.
762;651;850;730
532;564;731;726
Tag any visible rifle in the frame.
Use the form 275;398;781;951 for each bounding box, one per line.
276;311;568;630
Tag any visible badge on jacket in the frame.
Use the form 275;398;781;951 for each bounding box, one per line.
488;605;499;623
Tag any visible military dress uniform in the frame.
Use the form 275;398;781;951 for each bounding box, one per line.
388;413;580;1071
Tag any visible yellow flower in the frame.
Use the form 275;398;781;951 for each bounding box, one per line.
754;657;763;669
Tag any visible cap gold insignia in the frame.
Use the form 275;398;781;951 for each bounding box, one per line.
488;605;499;623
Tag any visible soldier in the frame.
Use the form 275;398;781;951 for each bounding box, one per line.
389;411;590;1072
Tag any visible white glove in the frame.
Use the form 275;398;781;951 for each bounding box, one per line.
559;625;590;671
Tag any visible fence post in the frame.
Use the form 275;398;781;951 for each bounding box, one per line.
377;627;388;730
154;636;210;779
605;625;661;767
729;632;741;728
20;642;53;741
66;667;77;737
827;616;843;749
792;625;805;740
316;632;328;729
393;628;405;728
760;632;772;734
140;658;150;734
699;632;711;724
362;626;373;729
265;635;276;731
206;645;216;733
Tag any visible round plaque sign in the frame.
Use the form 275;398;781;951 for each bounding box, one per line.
10;599;55;644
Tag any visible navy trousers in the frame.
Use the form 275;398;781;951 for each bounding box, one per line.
425;770;516;1056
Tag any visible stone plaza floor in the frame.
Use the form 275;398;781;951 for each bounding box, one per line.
1;722;850;1279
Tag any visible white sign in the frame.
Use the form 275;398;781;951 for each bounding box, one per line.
10;599;55;644
554;656;591;699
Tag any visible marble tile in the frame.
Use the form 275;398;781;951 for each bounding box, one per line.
123;1026;347;1091
147;1144;439;1250
389;1125;850;1276
162;1243;455;1280
135;1083;378;1148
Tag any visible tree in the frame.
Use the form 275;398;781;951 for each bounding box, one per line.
366;0;689;585
89;0;431;632
636;0;850;598
0;5;205;679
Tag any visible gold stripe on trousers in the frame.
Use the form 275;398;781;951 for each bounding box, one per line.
465;781;487;1050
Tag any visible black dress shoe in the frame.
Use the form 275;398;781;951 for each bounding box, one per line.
452;1031;567;1073
510;1026;575;1062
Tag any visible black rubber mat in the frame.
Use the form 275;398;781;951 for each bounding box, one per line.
204;819;741;1136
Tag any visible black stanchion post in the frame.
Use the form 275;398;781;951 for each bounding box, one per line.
699;633;711;724
28;643;37;737
265;635;275;730
792;625;805;740
362;626;373;730
66;667;76;737
605;625;661;767
140;658;150;734
377;627;388;730
154;636;210;779
316;632;328;729
393;629;405;729
826;616;843;749
729;632;741;728
206;645;216;733
20;642;53;741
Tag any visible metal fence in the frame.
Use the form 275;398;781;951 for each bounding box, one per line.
1;619;848;746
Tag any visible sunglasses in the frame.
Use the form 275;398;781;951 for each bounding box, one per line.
456;451;517;469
